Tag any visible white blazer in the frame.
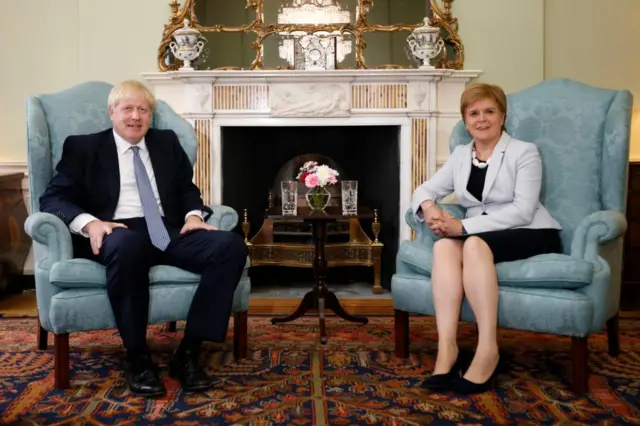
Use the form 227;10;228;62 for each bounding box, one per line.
412;132;561;235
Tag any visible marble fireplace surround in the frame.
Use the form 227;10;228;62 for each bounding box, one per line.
141;68;481;243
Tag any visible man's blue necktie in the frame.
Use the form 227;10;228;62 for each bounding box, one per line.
131;146;171;251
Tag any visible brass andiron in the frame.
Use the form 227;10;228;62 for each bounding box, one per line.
371;208;383;294
372;208;381;245
242;208;251;245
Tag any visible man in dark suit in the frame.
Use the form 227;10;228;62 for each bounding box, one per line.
39;80;248;397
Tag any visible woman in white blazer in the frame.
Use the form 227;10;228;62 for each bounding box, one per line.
412;83;562;394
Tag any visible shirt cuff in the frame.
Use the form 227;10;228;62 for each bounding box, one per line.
69;213;99;238
185;210;204;222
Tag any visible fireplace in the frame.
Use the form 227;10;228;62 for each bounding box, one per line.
222;125;399;289
141;68;480;294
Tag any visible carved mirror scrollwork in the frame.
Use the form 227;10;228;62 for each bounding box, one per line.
158;0;463;71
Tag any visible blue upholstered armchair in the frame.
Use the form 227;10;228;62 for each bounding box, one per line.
391;78;632;394
25;81;251;389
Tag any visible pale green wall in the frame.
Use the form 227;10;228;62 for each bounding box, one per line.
1;0;640;163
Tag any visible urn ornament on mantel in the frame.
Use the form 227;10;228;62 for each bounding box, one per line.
406;17;445;69
169;19;204;71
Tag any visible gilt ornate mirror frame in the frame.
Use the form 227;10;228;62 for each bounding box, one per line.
157;0;464;71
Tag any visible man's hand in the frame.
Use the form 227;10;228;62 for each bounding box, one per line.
180;215;217;234
83;220;128;255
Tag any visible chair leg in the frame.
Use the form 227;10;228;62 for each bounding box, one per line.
233;311;248;360
37;317;48;350
394;309;409;358
606;315;620;357
570;336;589;394
166;321;177;332
55;333;70;389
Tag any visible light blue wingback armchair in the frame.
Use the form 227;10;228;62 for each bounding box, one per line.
391;78;632;394
25;81;252;389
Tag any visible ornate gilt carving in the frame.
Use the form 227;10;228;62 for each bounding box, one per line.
158;0;463;71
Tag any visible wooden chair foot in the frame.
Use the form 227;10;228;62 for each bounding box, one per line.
570;336;588;394
37;317;48;350
55;333;70;389
233;311;248;360
166;321;177;332
394;309;409;358
606;315;620;357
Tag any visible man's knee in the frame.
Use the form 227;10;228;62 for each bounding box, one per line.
102;229;151;263
222;231;249;259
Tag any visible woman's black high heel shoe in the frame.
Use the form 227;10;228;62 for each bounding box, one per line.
420;354;466;391
451;357;500;394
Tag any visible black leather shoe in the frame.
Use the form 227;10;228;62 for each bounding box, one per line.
421;353;466;391
123;354;166;397
169;347;214;392
450;357;500;394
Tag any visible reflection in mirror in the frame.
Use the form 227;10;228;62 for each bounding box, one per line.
193;0;255;69
263;0;359;24
264;0;358;68
366;0;428;26
158;0;462;71
363;30;419;69
194;0;252;27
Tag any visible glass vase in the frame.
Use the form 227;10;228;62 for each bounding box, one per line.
305;187;331;211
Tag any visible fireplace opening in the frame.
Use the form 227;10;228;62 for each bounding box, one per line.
221;125;400;292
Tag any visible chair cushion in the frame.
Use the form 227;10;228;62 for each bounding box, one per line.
49;277;251;333
50;257;251;289
398;240;594;290
391;271;593;337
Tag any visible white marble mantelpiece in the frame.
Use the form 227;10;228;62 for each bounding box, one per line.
141;68;481;242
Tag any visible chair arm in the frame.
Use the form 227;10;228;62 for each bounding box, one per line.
205;204;239;231
24;212;73;269
404;203;466;245
570;210;627;261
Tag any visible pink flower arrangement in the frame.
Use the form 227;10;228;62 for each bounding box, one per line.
296;161;339;189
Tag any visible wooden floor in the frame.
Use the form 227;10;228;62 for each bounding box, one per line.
0;290;395;317
249;296;394;316
2;290;638;319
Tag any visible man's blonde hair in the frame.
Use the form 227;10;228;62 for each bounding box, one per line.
107;80;156;110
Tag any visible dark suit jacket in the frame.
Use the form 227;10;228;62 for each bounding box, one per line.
40;128;204;231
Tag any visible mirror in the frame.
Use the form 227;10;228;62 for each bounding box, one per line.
158;0;463;71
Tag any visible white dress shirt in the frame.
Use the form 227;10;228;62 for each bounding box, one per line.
69;130;202;236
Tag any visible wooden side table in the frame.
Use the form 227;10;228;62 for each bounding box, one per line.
267;206;372;343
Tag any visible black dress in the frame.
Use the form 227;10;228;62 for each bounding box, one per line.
448;162;562;263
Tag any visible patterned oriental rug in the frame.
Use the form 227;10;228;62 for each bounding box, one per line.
1;316;639;425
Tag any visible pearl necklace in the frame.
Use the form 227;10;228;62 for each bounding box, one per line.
472;148;491;169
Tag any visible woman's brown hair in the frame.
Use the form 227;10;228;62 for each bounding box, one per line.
460;83;507;131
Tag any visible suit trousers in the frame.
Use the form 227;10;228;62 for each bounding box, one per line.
73;218;248;353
